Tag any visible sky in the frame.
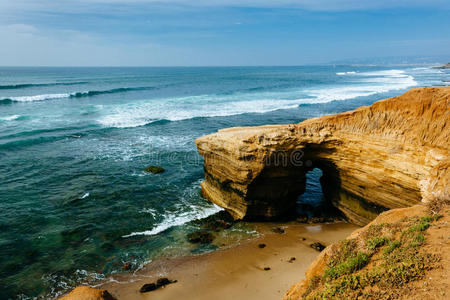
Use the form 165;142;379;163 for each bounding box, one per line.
0;0;449;66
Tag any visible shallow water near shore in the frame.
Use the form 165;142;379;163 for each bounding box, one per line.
0;65;448;299
100;221;360;300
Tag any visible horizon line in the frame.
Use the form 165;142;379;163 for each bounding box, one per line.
0;62;446;68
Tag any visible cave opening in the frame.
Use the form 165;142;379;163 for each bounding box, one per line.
296;167;340;220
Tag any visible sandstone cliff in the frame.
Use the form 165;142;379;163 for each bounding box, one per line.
196;87;450;225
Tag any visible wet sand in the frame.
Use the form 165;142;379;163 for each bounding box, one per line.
99;221;358;300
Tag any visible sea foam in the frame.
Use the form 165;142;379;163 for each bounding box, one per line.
98;69;417;128
122;204;223;237
0;87;155;103
308;69;417;102
0;115;21;121
1;93;70;102
123;179;224;237
97;97;311;128
336;71;356;75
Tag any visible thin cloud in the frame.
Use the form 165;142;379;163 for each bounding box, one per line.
0;0;448;66
1;0;449;13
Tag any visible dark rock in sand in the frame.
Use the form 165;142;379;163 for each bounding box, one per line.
297;215;338;224
156;277;171;287
309;217;325;223
300;237;306;241
310;242;326;252
258;243;266;248
288;257;296;263
187;230;214;244
139;283;158;293
296;215;309;223
264;267;271;271
272;227;285;234
140;278;177;293
145;165;165;174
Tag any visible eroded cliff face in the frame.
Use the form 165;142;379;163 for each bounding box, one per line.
195;87;450;225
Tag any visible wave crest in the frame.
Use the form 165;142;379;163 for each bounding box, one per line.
0;115;21;121
0;93;70;103
0;86;156;103
0;81;88;90
336;71;356;75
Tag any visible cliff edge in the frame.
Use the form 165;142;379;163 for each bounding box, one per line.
196;87;450;225
283;202;449;299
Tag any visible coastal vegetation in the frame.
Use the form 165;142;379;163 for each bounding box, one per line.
301;213;442;299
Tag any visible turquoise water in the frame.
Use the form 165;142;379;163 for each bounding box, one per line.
0;66;448;299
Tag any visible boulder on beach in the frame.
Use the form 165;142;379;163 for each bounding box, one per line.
139;277;177;293
60;286;116;300
139;283;157;293
272;227;285;234
310;242;326;252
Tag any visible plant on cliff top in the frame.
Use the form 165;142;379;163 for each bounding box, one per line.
303;214;442;300
324;252;369;280
366;236;389;250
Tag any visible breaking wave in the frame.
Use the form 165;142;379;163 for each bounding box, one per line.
0;87;155;103
0;81;88;90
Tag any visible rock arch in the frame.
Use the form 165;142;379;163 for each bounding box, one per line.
196;88;450;225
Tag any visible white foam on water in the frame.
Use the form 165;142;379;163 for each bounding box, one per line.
0;115;21;121
307;69;417;102
123;203;223;237
97;97;311;128
336;71;356;75
96;69;418;129
356;69;407;77
140;207;158;218
3;93;70;102
81;192;90;199
123;179;224;238
1;88;139;103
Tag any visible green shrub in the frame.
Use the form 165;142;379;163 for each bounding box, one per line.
324;253;370;280
383;240;401;255
366;236;389;250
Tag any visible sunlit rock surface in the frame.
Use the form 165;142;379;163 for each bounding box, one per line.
196;87;450;225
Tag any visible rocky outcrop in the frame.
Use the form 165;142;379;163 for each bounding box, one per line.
60;286;116;300
433;63;450;69
195;87;450;225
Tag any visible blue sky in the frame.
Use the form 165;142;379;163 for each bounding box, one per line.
0;0;449;66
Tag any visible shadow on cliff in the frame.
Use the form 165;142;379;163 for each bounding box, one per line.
244;144;344;221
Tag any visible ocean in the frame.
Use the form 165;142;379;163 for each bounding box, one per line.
0;65;448;299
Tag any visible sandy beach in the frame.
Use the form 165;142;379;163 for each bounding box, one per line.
99;221;359;300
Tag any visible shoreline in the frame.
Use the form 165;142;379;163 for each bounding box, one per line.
96;221;359;300
58;87;450;300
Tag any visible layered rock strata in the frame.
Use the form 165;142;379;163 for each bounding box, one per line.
195;87;450;225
